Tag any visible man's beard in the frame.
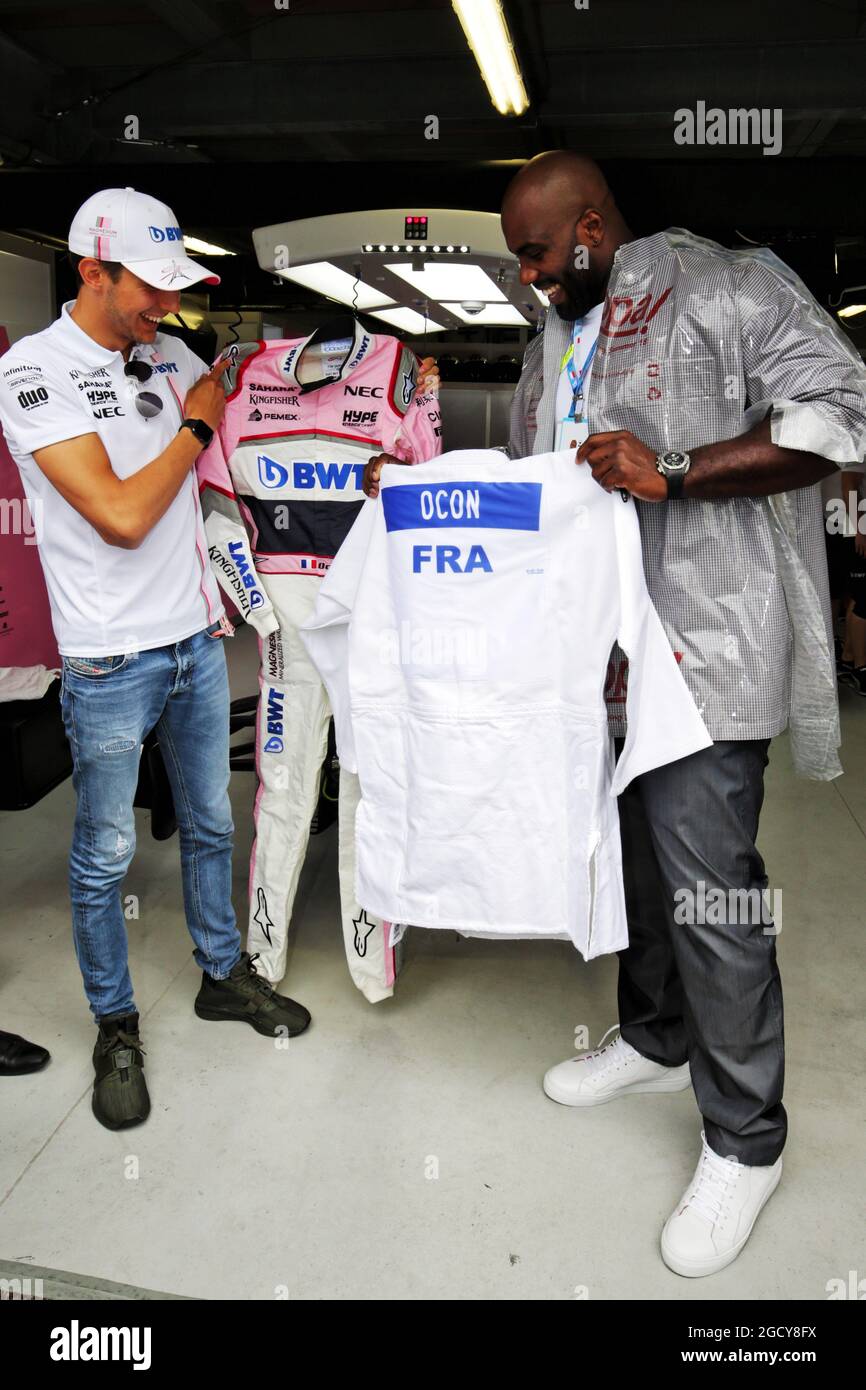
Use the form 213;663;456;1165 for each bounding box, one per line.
551;264;605;322
105;289;153;347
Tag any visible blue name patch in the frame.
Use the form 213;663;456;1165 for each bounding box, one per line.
382;481;541;532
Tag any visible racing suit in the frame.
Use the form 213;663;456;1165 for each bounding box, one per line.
196;324;442;1001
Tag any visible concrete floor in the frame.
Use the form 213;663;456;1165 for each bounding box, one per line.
1;624;864;1301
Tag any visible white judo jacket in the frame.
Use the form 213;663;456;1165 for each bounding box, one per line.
300;449;712;960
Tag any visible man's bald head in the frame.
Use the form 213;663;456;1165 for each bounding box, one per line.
502;151;612;222
501;151;632;321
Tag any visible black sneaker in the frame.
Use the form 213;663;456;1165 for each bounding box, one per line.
194;953;311;1037
92;1013;150;1130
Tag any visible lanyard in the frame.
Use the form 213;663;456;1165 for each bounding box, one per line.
559;328;598;421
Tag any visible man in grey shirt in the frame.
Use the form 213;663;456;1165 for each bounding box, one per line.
500;151;866;1277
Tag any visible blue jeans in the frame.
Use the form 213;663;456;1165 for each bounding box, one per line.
60;625;242;1020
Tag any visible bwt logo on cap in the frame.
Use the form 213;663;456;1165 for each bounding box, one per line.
148;225;183;243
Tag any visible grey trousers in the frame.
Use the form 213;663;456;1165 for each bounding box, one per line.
616;739;786;1166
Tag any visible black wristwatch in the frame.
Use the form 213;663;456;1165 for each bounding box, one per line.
180;417;214;447
655;450;691;500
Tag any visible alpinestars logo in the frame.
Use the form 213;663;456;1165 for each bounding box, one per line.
401;370;416;406
352;910;377;957
159;260;192;286
253;888;274;946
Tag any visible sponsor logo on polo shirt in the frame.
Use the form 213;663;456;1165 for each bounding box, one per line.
69;368;111;383
3;362;43;384
17;386;49;411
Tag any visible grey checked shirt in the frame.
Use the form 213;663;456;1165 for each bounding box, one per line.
510;228;866;779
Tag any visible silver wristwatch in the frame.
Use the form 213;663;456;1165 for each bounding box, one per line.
655;450;691;500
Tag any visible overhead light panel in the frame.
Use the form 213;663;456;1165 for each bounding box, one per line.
441;302;529;326
362;243;470;254
838;303;866;319
385;261;506;302
452;0;529;116
277;261;394;310
183;236;236;257
371;307;446;334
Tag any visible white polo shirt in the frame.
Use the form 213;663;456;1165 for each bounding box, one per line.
0;302;224;656
553;302;603;452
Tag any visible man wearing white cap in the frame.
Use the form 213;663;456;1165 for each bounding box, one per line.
0;188;311;1132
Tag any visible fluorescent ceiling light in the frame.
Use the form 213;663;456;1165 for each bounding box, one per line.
452;0;529;116
441;302;529;326
371;307;446;334
277;262;394;310
838;303;866;319
183;236;236;257
530;283;550;307
385;261;506;301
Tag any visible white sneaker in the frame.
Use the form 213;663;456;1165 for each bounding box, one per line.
661;1131;783;1278
542;1025;692;1107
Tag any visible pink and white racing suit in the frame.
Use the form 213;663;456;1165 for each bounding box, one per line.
196;325;442;1001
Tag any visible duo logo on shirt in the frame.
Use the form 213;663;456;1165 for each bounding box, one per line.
382;481;542;575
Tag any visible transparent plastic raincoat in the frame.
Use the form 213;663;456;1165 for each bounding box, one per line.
511;229;866;778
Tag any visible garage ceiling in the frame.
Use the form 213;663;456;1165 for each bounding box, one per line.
1;0;864;344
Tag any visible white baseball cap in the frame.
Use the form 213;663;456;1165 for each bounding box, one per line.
68;186;221;289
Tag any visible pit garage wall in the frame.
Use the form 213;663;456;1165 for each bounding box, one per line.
438;382;513;451
0;233;55;345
